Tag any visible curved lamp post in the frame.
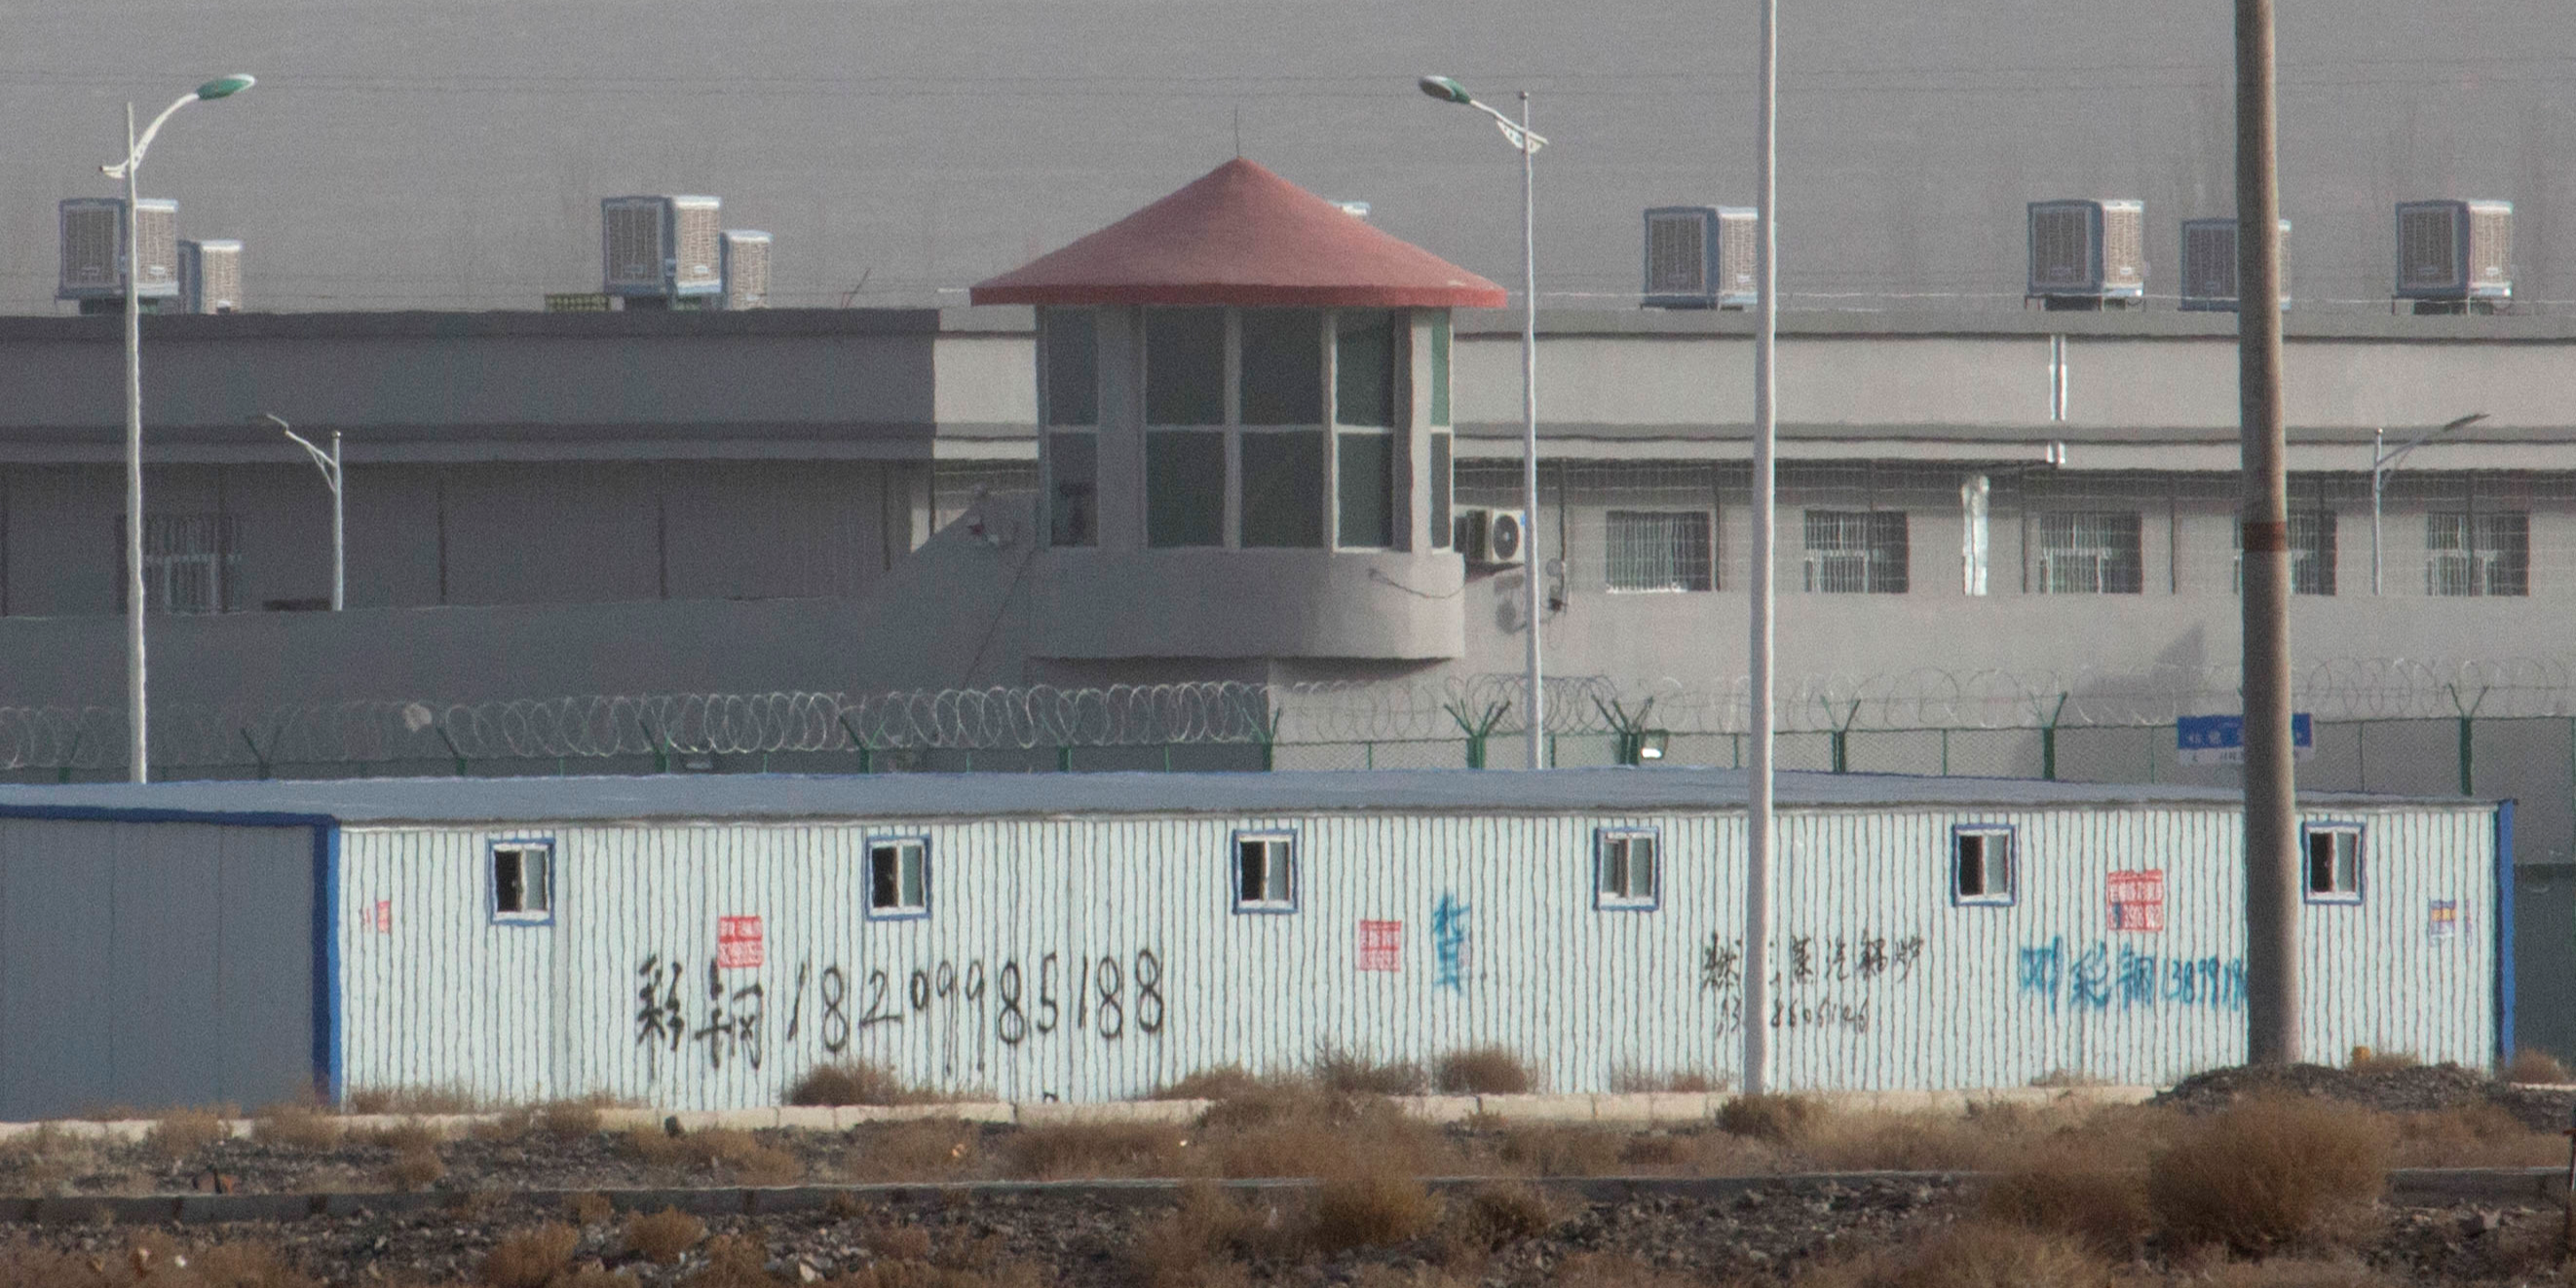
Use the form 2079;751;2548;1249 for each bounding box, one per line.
264;414;344;611
2371;412;2487;595
99;74;255;782
1419;74;1549;771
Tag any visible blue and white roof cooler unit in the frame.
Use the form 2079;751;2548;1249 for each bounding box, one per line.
2027;199;2144;310
2395;200;2512;313
601;195;724;305
1642;206;1758;310
2178;218;2291;313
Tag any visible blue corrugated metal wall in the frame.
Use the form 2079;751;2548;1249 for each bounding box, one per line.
336;800;2496;1107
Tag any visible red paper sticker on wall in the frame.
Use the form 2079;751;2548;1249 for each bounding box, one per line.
1357;920;1403;971
374;899;393;933
717;916;765;968
2107;870;2166;932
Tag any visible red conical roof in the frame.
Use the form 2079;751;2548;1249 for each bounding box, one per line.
970;159;1507;309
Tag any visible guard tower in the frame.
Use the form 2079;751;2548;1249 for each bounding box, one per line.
972;159;1505;665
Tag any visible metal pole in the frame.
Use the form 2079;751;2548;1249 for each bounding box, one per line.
2371;428;2384;596
330;431;345;611
123;101;149;784
1520;92;1545;772
1743;0;1778;1097
2237;0;2299;1067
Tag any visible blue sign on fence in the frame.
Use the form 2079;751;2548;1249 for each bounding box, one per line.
2177;713;2314;766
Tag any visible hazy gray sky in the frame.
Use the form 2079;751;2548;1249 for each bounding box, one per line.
3;0;2565;313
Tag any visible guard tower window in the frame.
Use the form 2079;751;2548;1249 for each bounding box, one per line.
869;838;929;918
1234;831;1297;913
1596;828;1660;910
2304;824;2363;902
1952;826;2015;905
492;842;553;922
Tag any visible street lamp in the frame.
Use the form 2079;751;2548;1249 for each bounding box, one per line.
100;73;256;783
1420;74;1550;770
2371;412;2486;595
264;414;344;611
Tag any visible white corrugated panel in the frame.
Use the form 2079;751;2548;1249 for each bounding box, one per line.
336;798;2495;1107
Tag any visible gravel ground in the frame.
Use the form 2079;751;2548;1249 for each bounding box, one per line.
4;1180;2575;1286
2153;1061;2576;1132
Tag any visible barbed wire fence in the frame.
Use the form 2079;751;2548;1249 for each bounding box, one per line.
4;656;2574;784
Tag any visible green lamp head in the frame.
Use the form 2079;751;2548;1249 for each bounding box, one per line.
196;74;256;100
1418;76;1472;105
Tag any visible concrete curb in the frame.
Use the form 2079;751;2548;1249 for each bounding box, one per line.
3;1168;2555;1228
0;1085;2160;1145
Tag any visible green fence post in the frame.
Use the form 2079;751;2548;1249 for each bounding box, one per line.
434;725;468;777
1365;742;1375;771
1940;728;1951;777
1057;744;1074;773
2040;694;2067;781
2447;683;2487;796
238;729;273;780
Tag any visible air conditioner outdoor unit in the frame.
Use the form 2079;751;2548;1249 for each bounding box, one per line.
720;230;771;310
2395;200;2512;312
1643;206;1758;309
601;195;724;301
58;197;179;302
2027;200;2144;309
2178;218;2290;312
178;239;244;314
1457;507;1530;566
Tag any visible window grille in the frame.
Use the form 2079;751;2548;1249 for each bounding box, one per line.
1802;511;1908;593
117;514;238;615
2034;511;2142;594
1606;511;1713;591
2426;511;2528;596
2231;510;2336;596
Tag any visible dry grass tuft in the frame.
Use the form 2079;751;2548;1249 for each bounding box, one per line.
1155;1065;1268;1101
1448;1181;1556;1249
625;1126;803;1186
1309;1163;1442;1253
1128;1183;1274;1288
2147;1093;2391;1256
842;1119;981;1183
1494;1126;1623;1177
342;1085;483;1116
2189;1257;2403;1287
188;1240;323;1288
788;1060;928;1107
2504;1047;2573;1084
145;1108;231;1160
479;1223;582;1288
862;1222;935;1262
1545;1251;1711;1288
1004;1121;1188;1179
2028;1067;2110;1088
1198;1088;1454;1179
538;1097;610;1140
1883;1221;2111;1288
252;1102;344;1151
361;1118;447;1153
2346;1046;2421;1074
1607;1066;1724;1095
564;1191;616;1225
382;1146;446;1192
2388;1101;2560;1167
1979;1140;2151;1261
1432;1045;1535;1095
623;1206;706;1264
682;1232;773;1288
1718;1092;1824;1145
1312;1043;1426;1096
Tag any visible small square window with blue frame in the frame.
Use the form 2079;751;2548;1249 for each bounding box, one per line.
868;838;929;919
1952;825;2015;905
1233;831;1296;913
1596;828;1659;910
491;840;553;924
2303;823;2363;902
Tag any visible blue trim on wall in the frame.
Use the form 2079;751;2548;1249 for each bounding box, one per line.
0;803;336;828
312;823;343;1106
2497;799;2518;1066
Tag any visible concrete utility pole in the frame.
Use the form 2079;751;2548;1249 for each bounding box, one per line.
1742;0;1779;1097
2236;0;2299;1066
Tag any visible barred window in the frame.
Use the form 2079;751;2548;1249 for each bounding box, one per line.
2426;511;2527;596
116;513;239;615
1802;511;1909;593
2034;511;2142;594
2231;511;2336;596
1606;511;1713;592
